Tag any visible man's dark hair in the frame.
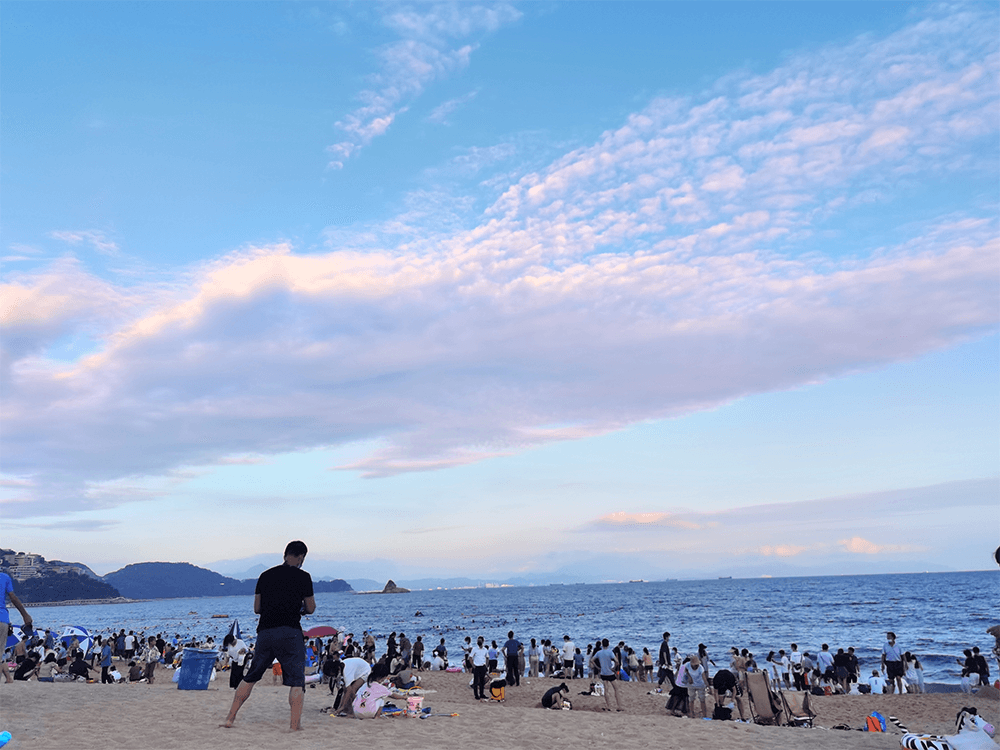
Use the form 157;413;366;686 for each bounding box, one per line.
601;639;609;648
284;540;308;558
508;631;514;638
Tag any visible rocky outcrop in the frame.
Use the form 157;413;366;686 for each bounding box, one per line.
381;579;410;594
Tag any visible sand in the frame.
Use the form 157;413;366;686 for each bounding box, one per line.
2;669;998;750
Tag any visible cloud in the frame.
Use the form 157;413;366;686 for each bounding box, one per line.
571;479;990;564
6;518;120;532
327;5;520;167
49;230;120;256
758;545;809;558
586;512;703;530
428;90;479;124
2;6;998;516
838;536;920;555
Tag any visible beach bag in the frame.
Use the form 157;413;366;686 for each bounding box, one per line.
811;686;825;696
865;711;886;732
712;705;733;721
489;678;506;702
858;684;871;694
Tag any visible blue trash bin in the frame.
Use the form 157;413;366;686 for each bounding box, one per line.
177;648;217;690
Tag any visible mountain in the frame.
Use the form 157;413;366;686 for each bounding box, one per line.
16;571;121;603
103;562;353;599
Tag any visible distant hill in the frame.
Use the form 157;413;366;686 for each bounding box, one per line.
16;571;122;603
103;562;352;599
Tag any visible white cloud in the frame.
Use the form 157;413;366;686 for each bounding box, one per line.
428;90;478;124
2;5;997;517
49;230;120;256
327;5;520;166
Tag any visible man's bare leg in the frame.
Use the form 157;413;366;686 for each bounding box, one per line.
602;681;612;710
611;679;623;710
0;624;10;683
289;686;304;730
222;680;255;727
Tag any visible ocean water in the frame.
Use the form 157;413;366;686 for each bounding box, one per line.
23;570;998;685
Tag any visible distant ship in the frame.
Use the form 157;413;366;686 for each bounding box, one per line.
628;579;644;583
718;576;732;579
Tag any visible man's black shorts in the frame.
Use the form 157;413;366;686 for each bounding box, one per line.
600;674;617;681
243;626;306;687
885;661;904;680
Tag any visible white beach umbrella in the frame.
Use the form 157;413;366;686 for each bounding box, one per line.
60;625;94;655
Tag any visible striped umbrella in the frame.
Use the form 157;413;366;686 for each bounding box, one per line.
5;625;33;650
60;625;94;655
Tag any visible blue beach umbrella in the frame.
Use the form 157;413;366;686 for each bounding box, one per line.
60;625;94;655
5;625;32;650
227;620;242;641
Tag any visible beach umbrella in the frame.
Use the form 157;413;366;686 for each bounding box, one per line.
5;625;32;650
60;625;94;655
227;620;242;641
303;626;337;638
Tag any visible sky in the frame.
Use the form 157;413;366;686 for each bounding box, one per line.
2;2;998;582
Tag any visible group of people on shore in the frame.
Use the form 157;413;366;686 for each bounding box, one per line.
7;545;999;731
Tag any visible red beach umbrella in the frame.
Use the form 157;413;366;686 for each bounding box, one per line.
304;626;337;638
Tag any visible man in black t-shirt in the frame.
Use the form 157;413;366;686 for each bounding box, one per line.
223;541;316;732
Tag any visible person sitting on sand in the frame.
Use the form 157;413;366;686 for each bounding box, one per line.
68;651;97;681
128;661;143;682
37;653;62;682
542;682;570;709
13;652;39;681
868;669;887;694
389;667;418;690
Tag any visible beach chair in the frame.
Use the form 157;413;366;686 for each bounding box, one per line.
746;671;783;726
779;689;816;727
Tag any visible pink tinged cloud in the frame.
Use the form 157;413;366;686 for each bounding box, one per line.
2;6;998;516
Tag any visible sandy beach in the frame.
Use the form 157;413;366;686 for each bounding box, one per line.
3;669;997;750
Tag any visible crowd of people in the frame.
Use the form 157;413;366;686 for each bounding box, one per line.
5;546;998;729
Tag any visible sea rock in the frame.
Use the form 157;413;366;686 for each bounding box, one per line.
381;579;410;594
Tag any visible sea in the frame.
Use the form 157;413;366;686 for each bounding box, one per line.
23;570;998;686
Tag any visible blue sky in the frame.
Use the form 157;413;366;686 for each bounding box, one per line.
2;2;997;581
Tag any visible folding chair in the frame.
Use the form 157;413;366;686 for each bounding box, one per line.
779;689;816;727
746;670;783;726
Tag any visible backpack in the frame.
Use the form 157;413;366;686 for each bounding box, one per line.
865;711;886;732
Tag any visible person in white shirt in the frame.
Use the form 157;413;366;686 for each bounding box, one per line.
679;654;709;718
223;634;249;689
562;636;575;679
789;644;805;690
336;656;372;717
470;637;490;700
868;670;888;694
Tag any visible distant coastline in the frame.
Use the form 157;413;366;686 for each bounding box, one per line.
24;597;147;607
